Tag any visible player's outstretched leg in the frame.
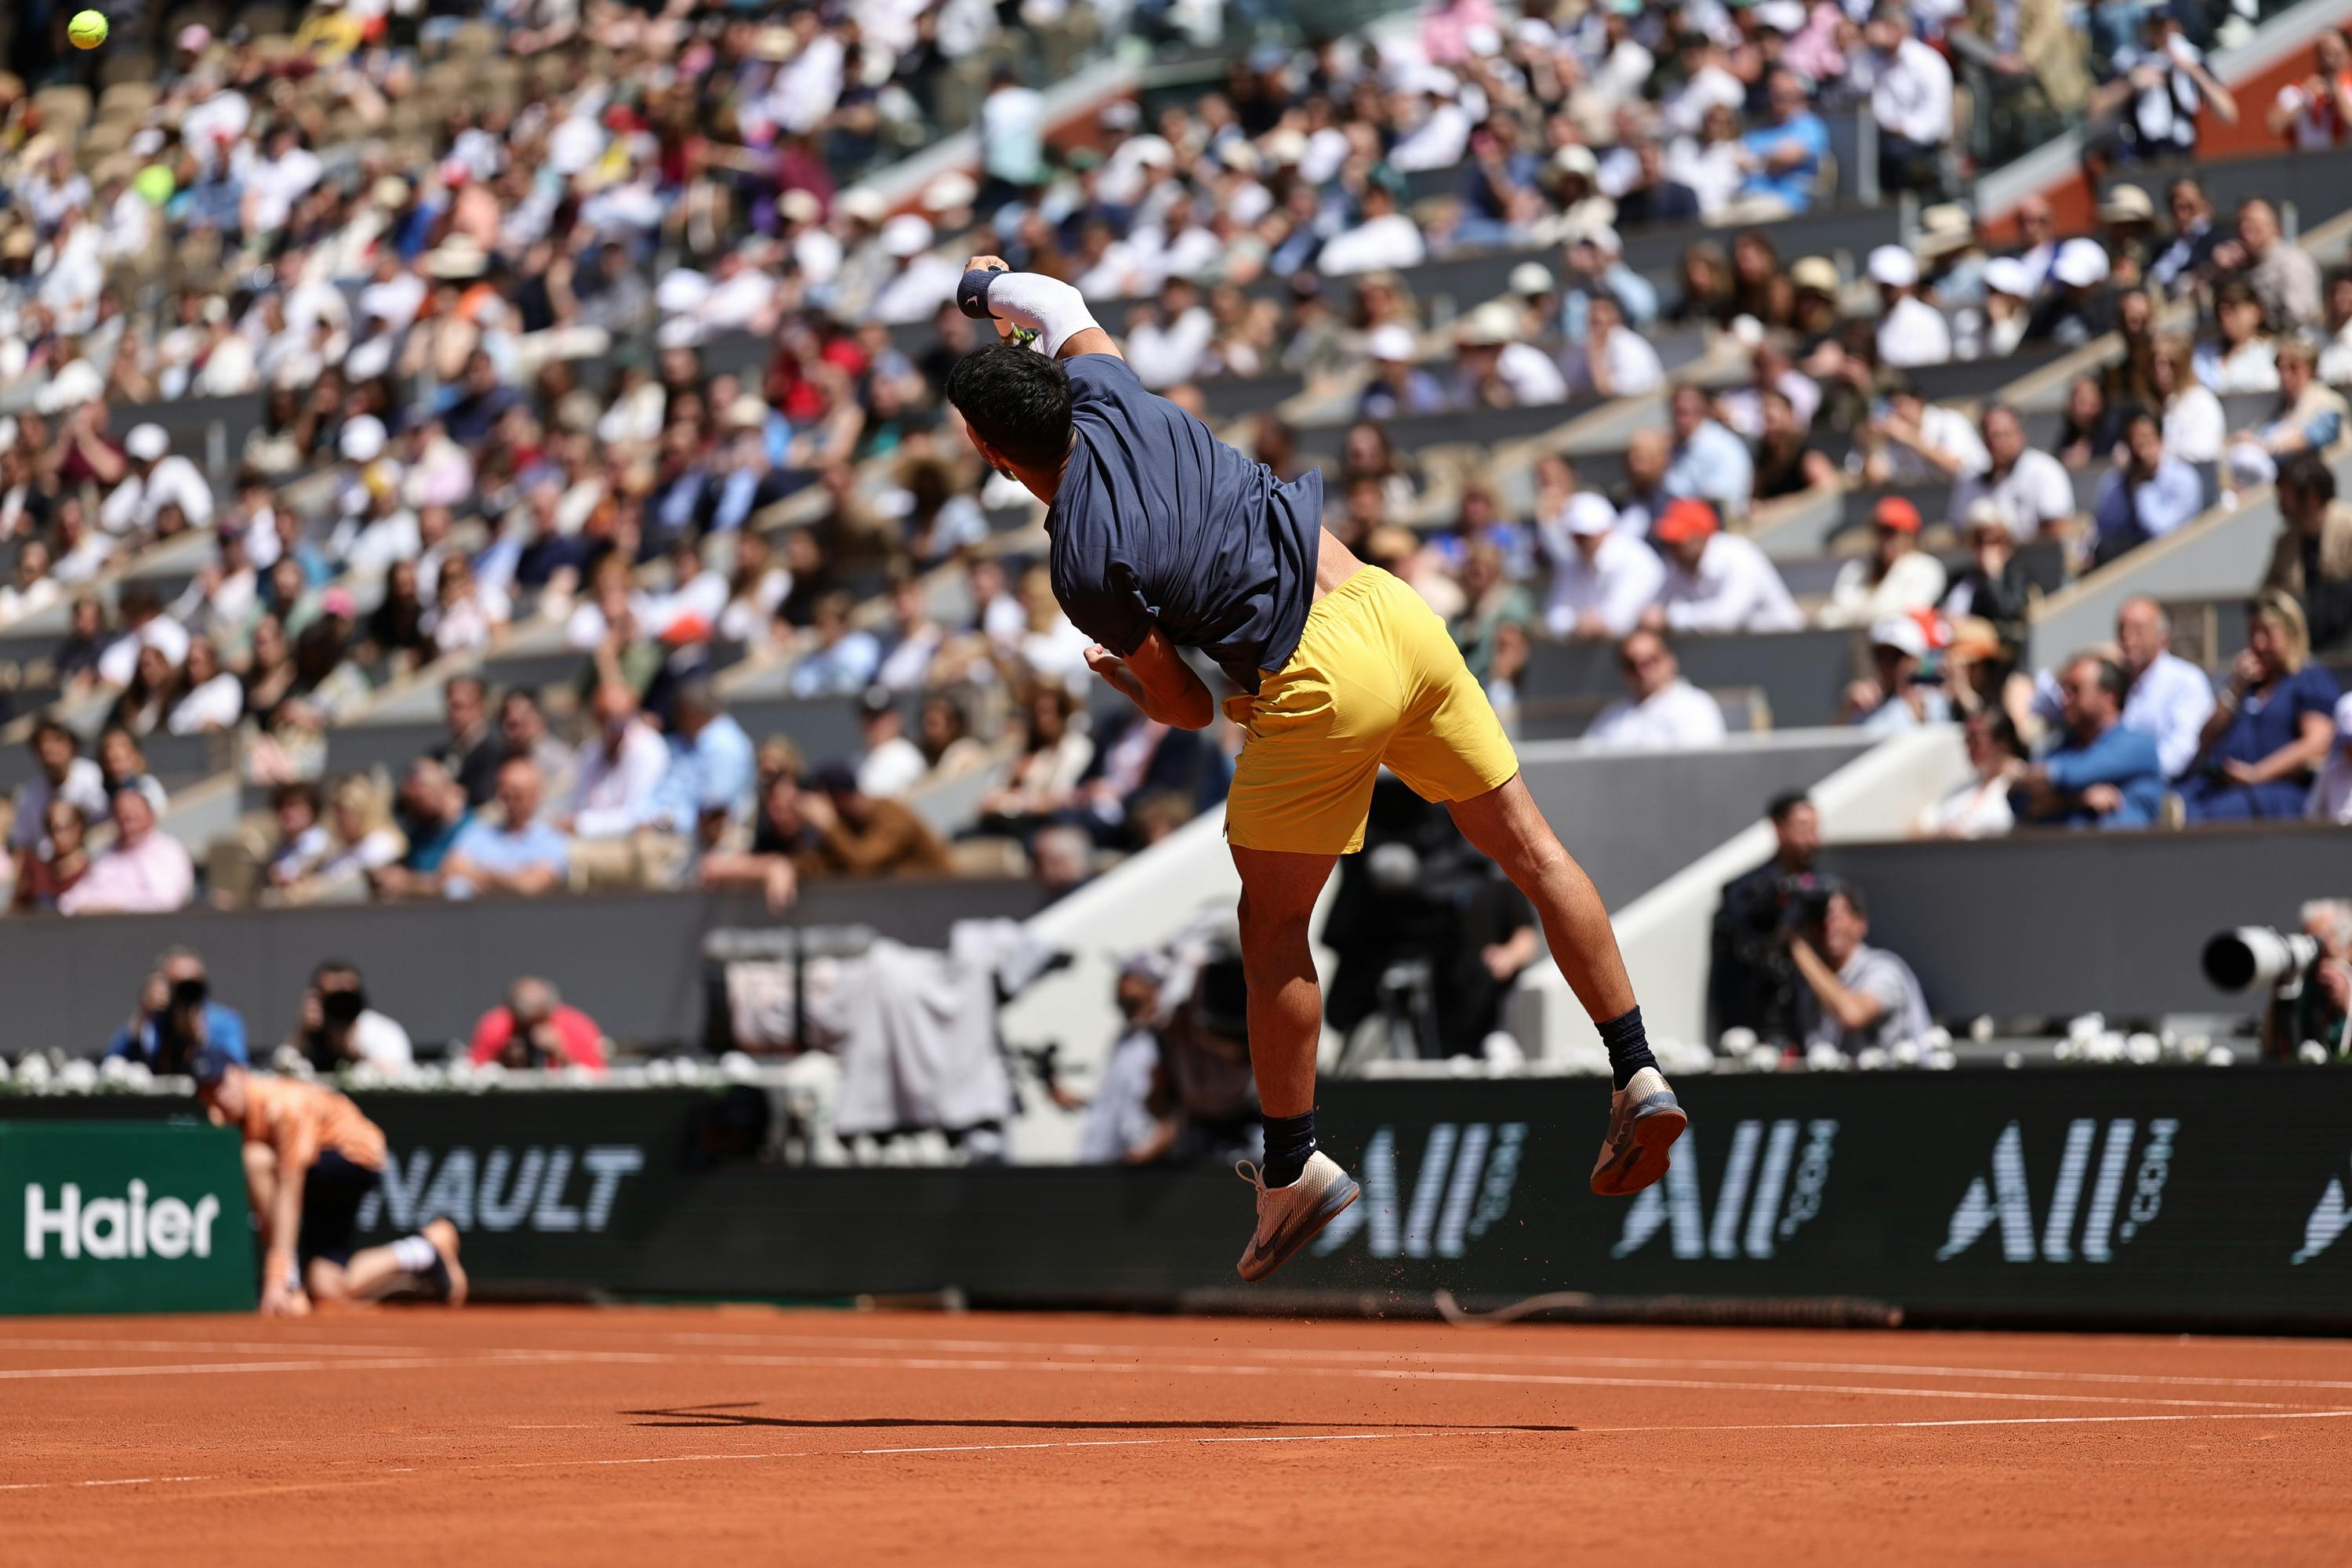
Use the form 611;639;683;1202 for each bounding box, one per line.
1229;844;1359;1282
1446;774;1686;1196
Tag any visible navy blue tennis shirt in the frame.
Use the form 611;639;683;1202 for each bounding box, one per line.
1046;354;1323;692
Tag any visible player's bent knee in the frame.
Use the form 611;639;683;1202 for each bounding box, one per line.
306;1261;351;1302
242;1142;277;1177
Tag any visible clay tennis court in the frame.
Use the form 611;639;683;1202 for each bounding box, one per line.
8;1308;2351;1563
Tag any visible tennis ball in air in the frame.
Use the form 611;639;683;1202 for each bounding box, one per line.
69;10;110;49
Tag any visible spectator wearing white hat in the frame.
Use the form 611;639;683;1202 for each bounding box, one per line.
1869;245;1953;368
1955;256;2035;361
869;216;961;325
1563;294;1662;399
1357;325;1447;420
99;424;214;540
2025;238;2117;348
1950;404;2078;542
1864;4;1956;195
1843;614;1952;735
1542;492;1666;640
1586;630;1730;750
1452;302;1570;407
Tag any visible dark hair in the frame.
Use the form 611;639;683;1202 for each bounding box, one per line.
1766;789;1812;824
2280;448;2336;503
2074;655;2129;702
273;780;322;816
31;718;75;750
946;346;1074;470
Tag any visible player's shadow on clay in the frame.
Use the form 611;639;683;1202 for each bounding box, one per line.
622;1402;1577;1433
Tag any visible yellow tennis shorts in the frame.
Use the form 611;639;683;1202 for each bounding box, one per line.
1223;566;1519;856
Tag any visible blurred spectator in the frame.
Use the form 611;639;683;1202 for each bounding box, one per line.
1791;884;1933;1054
1544;492;1663;640
2313;697;2352;823
60;783;194;916
1359;326;1446;420
2196;281;2279;395
97;585;191;690
2116;597;2219;779
1031;822;1098;901
468;978;608;1074
1918;712;2025;839
1586;631;1728;750
286;960;414;1077
442;757;571;900
1615;429;1675;538
2268;452;2352;654
2267;31;2352;148
106;949;248;1074
1843;615;1953;734
1860;384;1988;487
2219;198;2321;333
2092;411;2205;565
1867;245;1952;368
1940;500;2034;653
2180;591;2342;822
791;591;884;697
802;763;953;878
169;639;244;735
1959;257;2034;361
374;758;472;902
1453;303;1569;406
281;776;407;904
1751;388;1840;506
1821;499;1948;628
652;678;757;832
1664;385;1755;521
2010;655;2166;829
1711;792;1823;1043
1069;709;1207;851
1951;404;2078;540
12;797;90;913
1077;955;1174;1165
435;675;503;808
1735;69;1831;219
10;720;107;887
1450;541;1535;685
2024;241;2116;348
1865;5;1956;194
2224;340;2347;495
2150;178;2227;299
2263;898;2352;1058
2153;336;2227;467
1646;499;1805;632
917;695;992;782
702;769;820;913
263;782;332;895
102;424;212;539
2055;376;2128;472
855;688;928;800
2091;10;2236;165
976;686;1095;840
499;691;578;807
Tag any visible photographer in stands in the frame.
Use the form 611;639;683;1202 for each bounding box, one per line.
1789;883;1933;1056
1710;792;1824;1044
2262;900;2352;1060
106;947;249;1075
467;978;608;1074
285;960;415;1077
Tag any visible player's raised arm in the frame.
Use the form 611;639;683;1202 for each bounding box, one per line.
958;258;1121;363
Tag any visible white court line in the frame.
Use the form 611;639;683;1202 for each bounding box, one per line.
0;1337;428;1357
648;1330;2352;1393
2;1345;2330;1412
1581;1407;2352;1436
0;1474;212;1493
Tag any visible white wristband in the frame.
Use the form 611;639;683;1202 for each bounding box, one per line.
983;272;1100;356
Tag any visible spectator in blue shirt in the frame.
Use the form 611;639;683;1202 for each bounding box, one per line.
2179;590;2343;822
374;757;473;900
2091;412;2205;567
441;756;572;898
1560;226;1661;340
649;677;757;833
1734;71;1831;217
2010;655;2166;829
1663;384;1755;522
106;948;249;1076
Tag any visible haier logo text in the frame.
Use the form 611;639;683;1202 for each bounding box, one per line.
1612;1119;1838;1260
1313;1123;1526;1259
1936;1119;2176;1263
24;1181;223;1261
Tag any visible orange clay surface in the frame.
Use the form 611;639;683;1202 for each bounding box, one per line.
6;1306;2351;1566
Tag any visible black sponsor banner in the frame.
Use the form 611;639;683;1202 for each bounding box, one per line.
9;1068;2352;1327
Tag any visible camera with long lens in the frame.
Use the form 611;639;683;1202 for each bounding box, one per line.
2201;928;2322;993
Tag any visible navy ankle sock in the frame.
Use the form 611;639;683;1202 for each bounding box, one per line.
1260;1110;1317;1189
1598;1007;1659;1091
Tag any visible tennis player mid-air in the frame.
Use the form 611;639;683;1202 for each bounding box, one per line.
946;260;1686;1279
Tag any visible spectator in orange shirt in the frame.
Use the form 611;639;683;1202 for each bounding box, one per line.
467;977;610;1073
193;1049;465;1316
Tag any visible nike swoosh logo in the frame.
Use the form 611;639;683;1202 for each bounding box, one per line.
1250;1220;1294;1263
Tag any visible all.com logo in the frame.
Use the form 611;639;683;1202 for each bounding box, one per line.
1936;1119;2177;1263
1312;1123;1527;1260
1610;1118;1839;1261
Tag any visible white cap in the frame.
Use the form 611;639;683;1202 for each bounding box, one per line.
124;423;169;463
923;172;978;213
1569;220;1621;256
1130;136;1177;170
1509;260;1556;296
1963;495;2016;533
1553;143;1600;180
655;268;712;314
1565;492;1620;537
837;190;887;225
1982;256;2032;298
655;316;706;350
1756;0;1807;31
1867;245;1919;289
1366;324;1417;363
1455;300;1520;347
1869;614;1929;659
2053;237;2111;289
779;188;822;225
882;213;935;260
337;415;387;464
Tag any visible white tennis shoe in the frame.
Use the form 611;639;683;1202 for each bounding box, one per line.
1235;1151;1360;1283
1589;1065;1687;1196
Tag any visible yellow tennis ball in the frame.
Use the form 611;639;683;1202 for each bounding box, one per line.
69;10;110;49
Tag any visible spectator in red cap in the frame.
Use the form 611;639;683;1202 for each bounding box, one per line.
1642;499;1805;634
1820;497;1949;628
